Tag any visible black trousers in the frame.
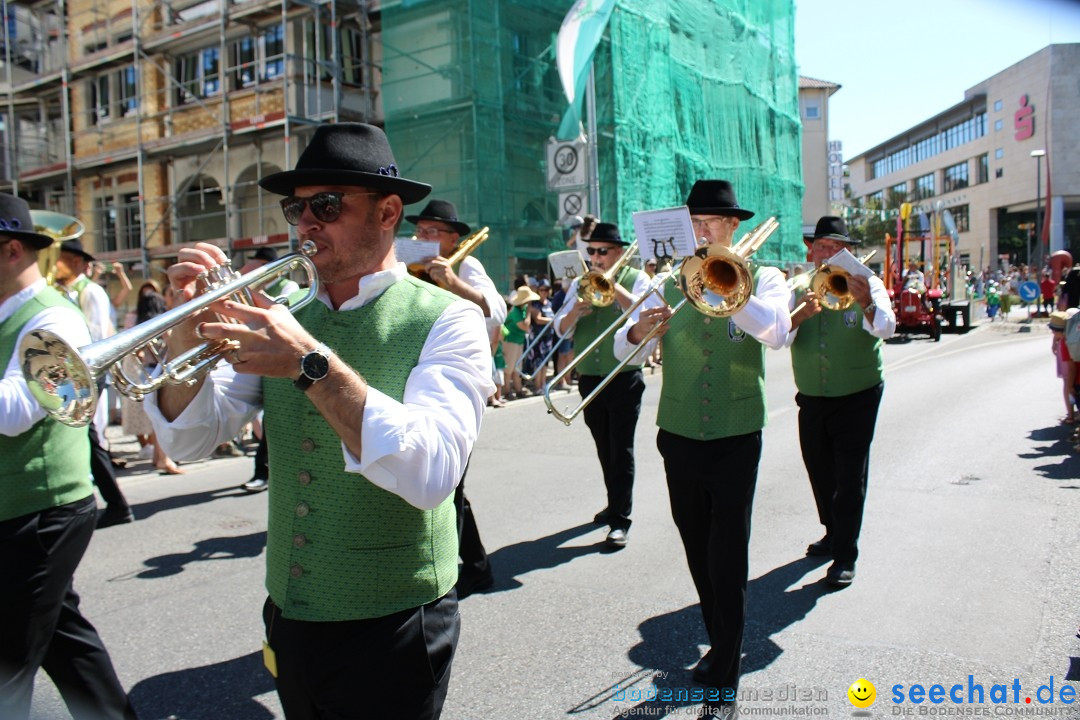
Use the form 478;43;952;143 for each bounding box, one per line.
263;591;459;720
0;495;137;719
89;378;128;512
796;383;884;564
455;479;490;582
579;370;645;530
658;428;762;694
253;431;269;480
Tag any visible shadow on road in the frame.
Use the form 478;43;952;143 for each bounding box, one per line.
130;650;275;720
581;555;832;718
130;484;255;521
478;522;609;595
131;531;266;579
1023;425;1080;483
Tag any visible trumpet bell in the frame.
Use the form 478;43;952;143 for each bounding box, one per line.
21;329;98;427
678;245;755;317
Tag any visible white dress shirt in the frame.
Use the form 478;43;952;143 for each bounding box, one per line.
146;263;496;510
783;273;896;346
0;280;91;437
614;265;792;361
67;275;114;342
458;254;507;331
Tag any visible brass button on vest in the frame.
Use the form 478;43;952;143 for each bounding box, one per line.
293;533;307;549
703;349;712;357
702;415;711;422
300;438;316;452
298;470;312;486
701;382;710;389
296;502;310;518
701;398;710;405
703;317;712;325
703;365;711;373
290;564;304;578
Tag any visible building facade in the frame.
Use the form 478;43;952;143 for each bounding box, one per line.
845;44;1080;272
798;75;840;236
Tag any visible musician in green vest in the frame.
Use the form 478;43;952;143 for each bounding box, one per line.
53;238;134;528
147;124;494;720
553;222;652;547
786;216;895;588
0;194;136;719
615;180;791;703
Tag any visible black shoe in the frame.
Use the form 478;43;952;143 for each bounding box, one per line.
806;535;832;557
825;561;855;587
242;477;268;493
592;508;612;524
691;652;716;685
457;566;495;599
605;527;628;548
96;506;134;529
703;701;738;719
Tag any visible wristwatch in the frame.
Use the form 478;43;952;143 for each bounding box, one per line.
294;343;332;391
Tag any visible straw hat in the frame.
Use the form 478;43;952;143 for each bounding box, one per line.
509;286;540;306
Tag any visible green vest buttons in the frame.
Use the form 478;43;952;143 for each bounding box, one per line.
703;317;712;325
298;471;312;486
300;438;316;452
293;533;307;549
296;502;310;518
290;564;304;578
702;382;710;389
703;366;711;372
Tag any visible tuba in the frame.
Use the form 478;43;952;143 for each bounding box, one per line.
30;210;85;286
408;226;490;284
21;241;320;427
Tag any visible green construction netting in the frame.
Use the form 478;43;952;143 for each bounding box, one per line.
382;0;802;293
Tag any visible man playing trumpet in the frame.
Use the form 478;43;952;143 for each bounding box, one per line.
785;216;895;588
146;123;494;720
614;180;790;704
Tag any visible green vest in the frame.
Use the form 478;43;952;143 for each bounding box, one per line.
789;274;884;397
261;276;459;621
0;287;92;522
572;266;643;377
657;268;767;441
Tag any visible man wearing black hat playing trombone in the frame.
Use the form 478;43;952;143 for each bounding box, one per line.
407;198;506;598
615;180;791;705
786;216;895;588
146;123;494;719
553;221;654;548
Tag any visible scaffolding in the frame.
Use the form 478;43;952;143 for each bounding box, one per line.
382;0;803;293
1;0;379;287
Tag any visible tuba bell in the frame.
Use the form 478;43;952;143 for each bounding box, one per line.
30;210;86;286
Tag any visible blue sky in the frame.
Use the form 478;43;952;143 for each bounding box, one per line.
794;0;1080;159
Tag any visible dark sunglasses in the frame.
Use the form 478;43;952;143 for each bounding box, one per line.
280;191;377;226
585;247;612;256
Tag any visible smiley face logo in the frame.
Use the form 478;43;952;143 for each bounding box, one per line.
848;678;876;708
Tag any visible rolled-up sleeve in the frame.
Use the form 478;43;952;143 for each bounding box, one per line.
342;300;495;509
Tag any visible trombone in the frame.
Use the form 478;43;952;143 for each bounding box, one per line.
407;226;489;285
20;241;320;427
516;241;638;381
790;250;878;316
545;217;779;425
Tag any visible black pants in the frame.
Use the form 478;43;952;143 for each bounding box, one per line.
579;370;645;530
0;495;137;719
263;591;459;720
455;479;490;582
89;378;128;512
253;431;269;480
658;428;761;694
796;383;884;564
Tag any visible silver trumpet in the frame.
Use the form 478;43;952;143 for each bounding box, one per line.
21;241;320;427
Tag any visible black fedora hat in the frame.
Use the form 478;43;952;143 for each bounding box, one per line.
406;199;470;236
812;216;859;245
0;194;55;249
260;123;431;204
684;180;755;220
252;246;279;262
60;238;95;263
587;222;630;247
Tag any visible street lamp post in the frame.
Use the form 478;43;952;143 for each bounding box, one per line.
1031;149;1046;270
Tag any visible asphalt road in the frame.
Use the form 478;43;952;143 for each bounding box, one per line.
28;315;1080;719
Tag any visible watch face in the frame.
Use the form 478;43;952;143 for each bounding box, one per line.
302;351;330;380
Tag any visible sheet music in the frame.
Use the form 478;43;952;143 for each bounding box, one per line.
631;206;699;263
827;248;874;279
394;237;440;266
548;250;586;281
